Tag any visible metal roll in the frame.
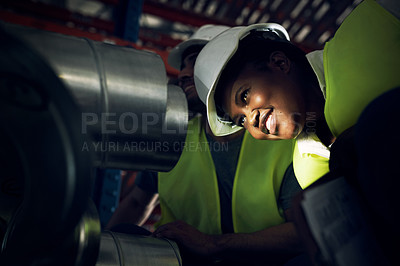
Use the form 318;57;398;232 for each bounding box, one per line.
1;22;188;172
0;25;93;265
96;231;182;266
0;22;187;265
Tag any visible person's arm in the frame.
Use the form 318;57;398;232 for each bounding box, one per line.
153;210;302;264
105;171;159;230
105;185;158;229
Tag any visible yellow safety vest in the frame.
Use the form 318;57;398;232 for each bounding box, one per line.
157;116;294;234
294;0;400;188
324;0;400;137
293;139;330;189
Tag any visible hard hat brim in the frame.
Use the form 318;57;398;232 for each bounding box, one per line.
168;25;231;70
168;39;208;70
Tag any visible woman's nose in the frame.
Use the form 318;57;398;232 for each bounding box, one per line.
247;109;259;128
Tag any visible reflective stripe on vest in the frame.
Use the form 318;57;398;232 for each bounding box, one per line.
157;116;294;234
293;140;329;189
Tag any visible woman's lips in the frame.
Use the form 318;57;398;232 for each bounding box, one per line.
265;110;276;135
260;109;271;134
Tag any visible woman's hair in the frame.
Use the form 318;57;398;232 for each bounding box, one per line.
214;35;308;118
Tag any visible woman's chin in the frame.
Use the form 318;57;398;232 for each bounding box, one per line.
278;124;303;140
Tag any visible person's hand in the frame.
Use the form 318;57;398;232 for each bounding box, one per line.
152;220;218;257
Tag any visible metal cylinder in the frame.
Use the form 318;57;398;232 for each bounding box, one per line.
96;231;182;266
0;22;187;265
0;24;94;265
1;22;188;172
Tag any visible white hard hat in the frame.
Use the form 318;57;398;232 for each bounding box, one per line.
168;24;231;70
194;23;290;136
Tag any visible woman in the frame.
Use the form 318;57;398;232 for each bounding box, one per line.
194;0;400;188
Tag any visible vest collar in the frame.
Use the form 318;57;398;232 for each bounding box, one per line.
297;50;330;158
306;50;326;99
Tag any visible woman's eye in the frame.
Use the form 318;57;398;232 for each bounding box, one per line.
239;116;246;127
241;89;249;104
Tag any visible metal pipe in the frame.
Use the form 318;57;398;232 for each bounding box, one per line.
0;24;95;265
1;22;188;172
0;22;186;265
96;231;182;266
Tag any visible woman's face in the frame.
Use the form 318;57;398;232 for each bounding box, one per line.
221;52;306;140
